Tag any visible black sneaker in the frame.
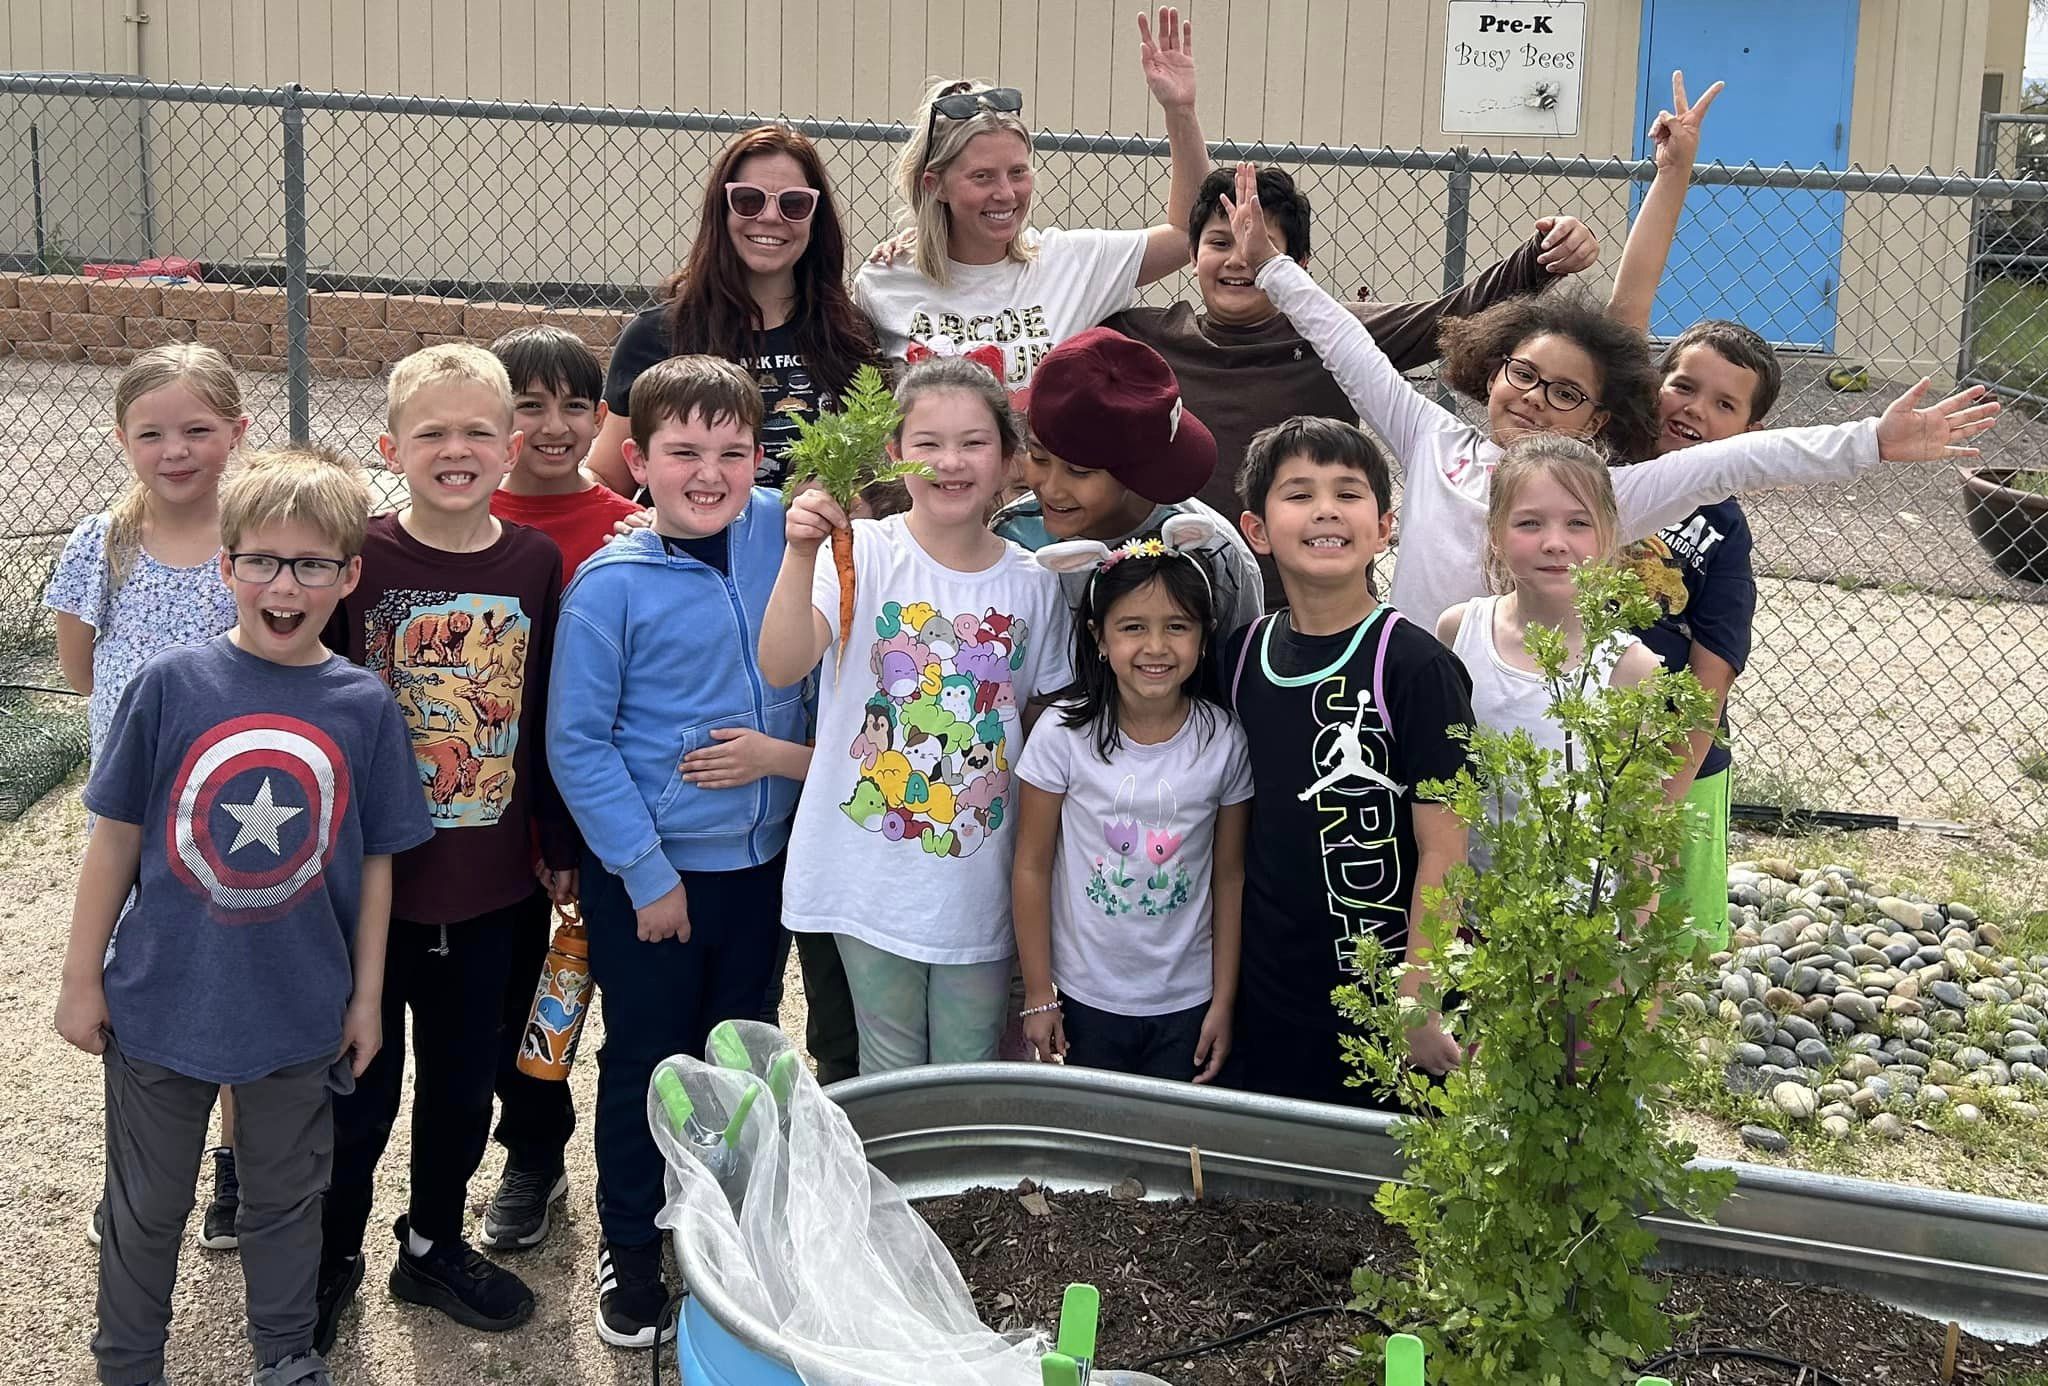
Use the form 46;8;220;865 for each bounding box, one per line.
198;1145;240;1250
387;1215;534;1332
86;1199;105;1249
594;1237;672;1349
313;1251;363;1356
479;1159;568;1251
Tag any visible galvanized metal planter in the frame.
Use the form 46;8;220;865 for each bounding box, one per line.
676;1064;2048;1379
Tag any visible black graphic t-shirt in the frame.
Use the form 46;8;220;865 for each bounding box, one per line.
1624;498;1755;780
606;307;827;487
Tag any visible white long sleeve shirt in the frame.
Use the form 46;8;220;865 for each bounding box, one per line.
1253;256;1881;628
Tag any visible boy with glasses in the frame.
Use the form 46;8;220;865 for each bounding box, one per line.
56;447;432;1386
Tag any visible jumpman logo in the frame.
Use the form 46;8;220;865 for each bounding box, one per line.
1299;698;1406;801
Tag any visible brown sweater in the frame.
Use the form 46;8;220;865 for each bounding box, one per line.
1104;234;1556;524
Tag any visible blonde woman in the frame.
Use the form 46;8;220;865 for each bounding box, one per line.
855;7;1210;387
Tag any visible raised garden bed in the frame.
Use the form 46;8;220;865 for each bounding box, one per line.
921;1184;2048;1383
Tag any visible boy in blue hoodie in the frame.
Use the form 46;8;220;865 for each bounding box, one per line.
546;355;811;1351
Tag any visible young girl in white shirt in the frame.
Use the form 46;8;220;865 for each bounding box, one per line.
1011;521;1252;1082
760;358;1073;1072
1436;435;1666;865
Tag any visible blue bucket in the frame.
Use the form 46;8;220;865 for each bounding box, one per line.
674;1288;803;1386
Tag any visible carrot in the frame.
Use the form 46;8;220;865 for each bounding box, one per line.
780;365;929;674
831;525;856;668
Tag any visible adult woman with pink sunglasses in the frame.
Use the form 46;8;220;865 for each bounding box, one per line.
590;124;881;494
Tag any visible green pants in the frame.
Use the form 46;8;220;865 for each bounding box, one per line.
1671;768;1730;951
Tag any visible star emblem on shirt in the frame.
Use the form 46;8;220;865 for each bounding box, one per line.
220;775;304;857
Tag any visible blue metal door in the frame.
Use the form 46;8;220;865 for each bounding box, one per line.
1635;0;1858;349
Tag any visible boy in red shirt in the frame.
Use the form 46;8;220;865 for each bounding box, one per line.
474;326;640;1253
489;326;643;577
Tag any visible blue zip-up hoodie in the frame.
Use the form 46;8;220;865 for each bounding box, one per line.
548;491;809;907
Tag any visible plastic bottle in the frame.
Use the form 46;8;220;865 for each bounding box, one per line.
515;905;594;1080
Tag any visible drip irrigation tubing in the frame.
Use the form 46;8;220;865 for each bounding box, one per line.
1637;1343;1846;1383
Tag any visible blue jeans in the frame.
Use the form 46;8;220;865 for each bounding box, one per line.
1060;995;1210;1082
583;850;784;1249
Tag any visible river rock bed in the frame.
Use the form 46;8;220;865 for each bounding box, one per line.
1681;859;2048;1148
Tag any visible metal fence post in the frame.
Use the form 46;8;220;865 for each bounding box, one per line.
1442;144;1471;294
281;84;312;443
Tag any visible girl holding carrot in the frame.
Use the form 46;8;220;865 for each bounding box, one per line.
759;358;1073;1072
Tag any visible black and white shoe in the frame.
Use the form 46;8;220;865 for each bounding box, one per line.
480;1160;568;1251
594;1238;672;1349
199;1145;240;1250
388;1215;534;1332
86;1199;105;1249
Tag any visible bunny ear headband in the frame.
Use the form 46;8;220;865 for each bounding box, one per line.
1037;513;1218;615
904;335;1006;382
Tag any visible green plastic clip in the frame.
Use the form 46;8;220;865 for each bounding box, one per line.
1040;1351;1082;1386
1636;1379;1672;1386
652;1067;694;1135
721;1081;759;1146
1056;1282;1099;1364
767;1050;801;1107
708;1021;750;1072
1385;1332;1425;1386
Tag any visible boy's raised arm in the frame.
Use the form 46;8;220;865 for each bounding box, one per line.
1355;216;1598;371
1608;72;1723;335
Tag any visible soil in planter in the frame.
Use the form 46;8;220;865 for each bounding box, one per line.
919;1186;2048;1384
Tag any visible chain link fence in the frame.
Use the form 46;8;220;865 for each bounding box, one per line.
3;74;2046;832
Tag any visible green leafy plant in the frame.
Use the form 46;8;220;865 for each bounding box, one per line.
780;364;929;665
1336;563;1734;1386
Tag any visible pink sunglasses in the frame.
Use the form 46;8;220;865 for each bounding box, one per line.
725;182;820;222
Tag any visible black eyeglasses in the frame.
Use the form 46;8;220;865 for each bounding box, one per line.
725;182;821;222
1498;356;1599;413
923;84;1025;163
228;552;348;587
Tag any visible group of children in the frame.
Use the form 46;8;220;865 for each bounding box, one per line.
48;99;2001;1386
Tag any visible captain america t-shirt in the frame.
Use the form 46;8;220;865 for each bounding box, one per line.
85;636;432;1085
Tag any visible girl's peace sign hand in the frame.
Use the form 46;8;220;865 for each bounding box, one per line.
1218;162;1282;273
1648;70;1725;176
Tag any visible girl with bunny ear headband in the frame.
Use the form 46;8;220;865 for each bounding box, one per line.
1010;503;1253;1087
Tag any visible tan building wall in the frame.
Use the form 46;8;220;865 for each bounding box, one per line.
2;0;2025;369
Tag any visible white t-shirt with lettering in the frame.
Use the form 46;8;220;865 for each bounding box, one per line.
854;226;1149;388
1014;705;1253;1016
782;515;1075;965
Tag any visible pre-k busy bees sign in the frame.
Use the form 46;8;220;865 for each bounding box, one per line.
1442;1;1586;138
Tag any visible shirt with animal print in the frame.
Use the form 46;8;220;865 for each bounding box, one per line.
323;512;578;924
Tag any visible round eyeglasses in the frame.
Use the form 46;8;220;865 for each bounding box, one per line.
1498;356;1599;413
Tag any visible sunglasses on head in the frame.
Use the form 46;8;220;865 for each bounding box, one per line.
724;182;820;222
924;84;1026;156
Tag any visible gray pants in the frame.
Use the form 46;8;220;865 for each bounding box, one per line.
94;1036;340;1384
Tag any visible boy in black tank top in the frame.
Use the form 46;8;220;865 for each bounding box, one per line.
1222;418;1473;1107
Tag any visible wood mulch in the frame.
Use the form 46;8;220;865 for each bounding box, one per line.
918;1185;2048;1384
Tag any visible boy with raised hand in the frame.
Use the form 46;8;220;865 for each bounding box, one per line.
475;325;641;1255
317;343;577;1347
1102;164;1600;530
1604;72;1753;950
1218;416;1473;1107
56;447;431;1386
991;327;1265;632
547;355;812;1349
